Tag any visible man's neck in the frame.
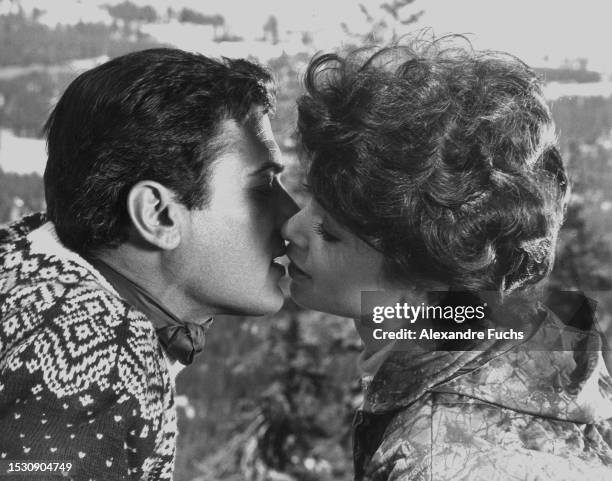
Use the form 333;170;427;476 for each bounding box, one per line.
93;244;213;324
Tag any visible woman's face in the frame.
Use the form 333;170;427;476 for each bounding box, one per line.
281;198;389;318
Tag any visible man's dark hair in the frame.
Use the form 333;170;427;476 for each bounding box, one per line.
44;48;275;254
297;37;569;293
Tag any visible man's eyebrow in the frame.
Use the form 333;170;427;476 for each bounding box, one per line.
250;161;285;176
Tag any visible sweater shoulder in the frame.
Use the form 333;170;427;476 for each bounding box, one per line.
1;272;159;359
1;274;169;412
0;213;47;251
0;218;175;479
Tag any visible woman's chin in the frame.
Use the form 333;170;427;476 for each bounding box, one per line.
289;282;357;318
289;281;328;313
288;281;311;308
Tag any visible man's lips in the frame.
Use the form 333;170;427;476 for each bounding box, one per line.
270;244;287;276
270;261;286;276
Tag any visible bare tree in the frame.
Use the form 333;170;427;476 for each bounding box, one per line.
342;0;424;44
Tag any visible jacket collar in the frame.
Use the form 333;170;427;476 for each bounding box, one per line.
363;308;612;423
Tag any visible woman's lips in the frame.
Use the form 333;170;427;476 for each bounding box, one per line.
288;261;311;280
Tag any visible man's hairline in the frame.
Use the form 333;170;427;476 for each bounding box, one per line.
205;105;282;172
185;105;282;209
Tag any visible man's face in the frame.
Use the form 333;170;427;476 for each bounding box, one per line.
178;112;297;317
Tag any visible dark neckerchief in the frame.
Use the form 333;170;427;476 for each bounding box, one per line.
89;258;212;366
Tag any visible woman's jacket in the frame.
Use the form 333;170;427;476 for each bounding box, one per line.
354;304;612;481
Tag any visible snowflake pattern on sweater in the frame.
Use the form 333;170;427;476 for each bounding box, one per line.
0;214;177;481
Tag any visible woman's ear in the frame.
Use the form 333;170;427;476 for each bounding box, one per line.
126;181;184;250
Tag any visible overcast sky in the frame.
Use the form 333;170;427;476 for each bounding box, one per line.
126;0;611;71
1;0;610;174
9;0;612;71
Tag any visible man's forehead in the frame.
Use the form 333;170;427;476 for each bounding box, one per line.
244;110;282;166
210;112;283;172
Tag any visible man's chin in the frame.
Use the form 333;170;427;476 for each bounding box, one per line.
258;288;286;315
228;288;285;317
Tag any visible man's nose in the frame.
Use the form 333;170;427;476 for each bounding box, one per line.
280;200;308;249
275;184;299;226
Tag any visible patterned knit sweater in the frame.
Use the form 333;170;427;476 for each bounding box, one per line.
0;214;177;481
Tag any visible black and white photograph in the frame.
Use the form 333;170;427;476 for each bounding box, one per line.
0;1;611;480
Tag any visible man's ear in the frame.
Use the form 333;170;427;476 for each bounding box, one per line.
126;181;184;250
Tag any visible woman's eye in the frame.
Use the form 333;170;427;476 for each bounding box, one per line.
314;222;340;243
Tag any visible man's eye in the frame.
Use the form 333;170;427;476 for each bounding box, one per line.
253;176;276;196
314;222;340;243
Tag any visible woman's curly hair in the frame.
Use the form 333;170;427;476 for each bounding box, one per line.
297;37;569;293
